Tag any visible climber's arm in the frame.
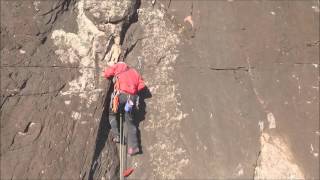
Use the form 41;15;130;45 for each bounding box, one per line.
137;75;145;92
103;65;117;79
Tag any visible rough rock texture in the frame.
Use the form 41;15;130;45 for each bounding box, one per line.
1;0;136;179
125;0;319;179
1;0;319;179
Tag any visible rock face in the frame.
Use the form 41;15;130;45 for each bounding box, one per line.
1;0;137;179
1;0;319;179
125;0;319;179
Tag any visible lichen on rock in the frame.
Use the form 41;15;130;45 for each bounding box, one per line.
51;0;134;109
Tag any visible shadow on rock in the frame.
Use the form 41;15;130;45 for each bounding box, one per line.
88;84;114;180
135;86;152;154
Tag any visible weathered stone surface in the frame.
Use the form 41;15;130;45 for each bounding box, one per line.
84;0;135;25
1;0;137;179
1;0;318;179
160;0;318;179
124;0;319;179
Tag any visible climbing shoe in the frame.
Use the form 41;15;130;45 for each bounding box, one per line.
128;147;139;156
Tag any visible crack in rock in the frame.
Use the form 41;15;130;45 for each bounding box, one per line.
50;0;136;179
209;66;249;72
132;5;189;179
51;0;116;108
10;122;42;150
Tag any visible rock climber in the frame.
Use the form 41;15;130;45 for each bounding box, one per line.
103;62;145;156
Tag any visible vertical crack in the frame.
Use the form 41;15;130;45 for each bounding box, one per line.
88;82;113;180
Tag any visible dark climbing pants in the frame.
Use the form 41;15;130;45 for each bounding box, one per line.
109;93;138;148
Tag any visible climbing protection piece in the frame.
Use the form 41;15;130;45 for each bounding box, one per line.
124;98;134;112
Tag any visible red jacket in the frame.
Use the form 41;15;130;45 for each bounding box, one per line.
104;62;145;95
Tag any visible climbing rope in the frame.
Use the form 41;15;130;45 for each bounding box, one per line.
120;114;132;179
120;114;124;180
